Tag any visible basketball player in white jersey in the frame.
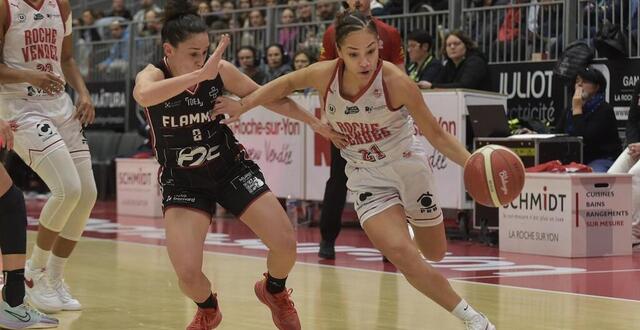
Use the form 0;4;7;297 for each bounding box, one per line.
0;0;97;313
213;8;496;330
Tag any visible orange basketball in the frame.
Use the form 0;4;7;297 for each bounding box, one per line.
464;145;525;207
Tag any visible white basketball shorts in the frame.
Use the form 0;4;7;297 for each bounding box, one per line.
345;149;443;227
5;96;90;168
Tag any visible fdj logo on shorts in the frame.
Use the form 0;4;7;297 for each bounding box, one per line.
36;122;56;142
417;192;438;214
176;145;221;167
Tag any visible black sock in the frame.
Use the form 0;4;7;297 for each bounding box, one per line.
2;269;25;307
266;273;287;294
195;293;218;309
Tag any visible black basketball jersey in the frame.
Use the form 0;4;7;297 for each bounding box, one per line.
144;58;243;170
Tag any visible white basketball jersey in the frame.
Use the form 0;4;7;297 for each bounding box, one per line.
1;0;67;102
324;60;415;167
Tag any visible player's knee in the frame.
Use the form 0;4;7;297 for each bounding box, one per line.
81;177;98;206
53;178;82;206
421;247;446;262
383;244;422;273
271;229;297;255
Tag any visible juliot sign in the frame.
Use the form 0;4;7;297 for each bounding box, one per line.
490;58;640;127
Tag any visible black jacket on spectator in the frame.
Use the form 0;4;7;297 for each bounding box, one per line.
109;9;132;20
431;50;493;91
625;83;640;144
407;55;442;84
80;28;101;42
555;101;622;164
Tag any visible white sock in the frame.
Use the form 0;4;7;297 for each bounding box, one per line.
29;245;51;270
451;299;481;321
47;254;68;283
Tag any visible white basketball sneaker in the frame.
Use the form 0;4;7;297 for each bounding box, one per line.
464;313;496;330
0;301;59;329
24;262;63;314
49;279;81;311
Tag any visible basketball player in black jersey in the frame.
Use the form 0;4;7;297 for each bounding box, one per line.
133;1;345;329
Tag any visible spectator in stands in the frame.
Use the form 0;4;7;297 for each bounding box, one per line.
140;9;162;37
197;1;216;26
109;0;132;20
527;0;563;58
496;0;528;61
210;0;222;12
264;44;292;82
80;9;101;42
608;82;640;247
133;0;161;32
220;1;239;29
406;30;442;88
293;49;314;70
241;10;267;46
236;46;267;84
555;67;622;172
316;0;337;21
97;20;130;75
279;8;299;55
298;25;322;58
238;0;251;27
296;0;313;23
252;0;266;6
420;30;492;91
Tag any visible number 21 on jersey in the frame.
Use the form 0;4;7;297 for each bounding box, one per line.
359;144;386;162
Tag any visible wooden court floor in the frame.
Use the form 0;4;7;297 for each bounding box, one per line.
39;234;640;330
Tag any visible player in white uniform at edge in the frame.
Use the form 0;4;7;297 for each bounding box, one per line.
0;0;96;313
213;6;496;330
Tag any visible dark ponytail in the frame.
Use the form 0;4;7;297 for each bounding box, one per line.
162;0;208;46
334;1;377;48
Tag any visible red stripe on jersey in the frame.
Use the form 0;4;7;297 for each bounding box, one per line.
22;0;44;11
337;59;382;104
54;0;66;35
322;60;340;108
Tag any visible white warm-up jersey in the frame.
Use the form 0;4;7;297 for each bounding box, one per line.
324;60;416;167
1;0;69;106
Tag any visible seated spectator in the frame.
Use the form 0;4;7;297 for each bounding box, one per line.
316;0;336;21
109;0;132;20
140;9;162;37
278;8;299;55
293;49;314;70
197;1;216;26
422;30;492;91
496;0;528;61
296;0;313;23
98;20;130;76
241;10;267;46
236;46;267;84
298;25;322;59
133;0;161;32
221;1;239;29
555;67;622;172
80;10;101;42
608;82;640;246
293;50;315;93
210;0;222;12
238;0;251;26
264;44;292;82
406;30;442;88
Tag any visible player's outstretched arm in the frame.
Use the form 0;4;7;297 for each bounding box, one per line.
383;62;471;167
215;60;348;148
134;35;230;107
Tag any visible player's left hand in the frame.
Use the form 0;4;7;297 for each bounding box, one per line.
74;94;95;126
212;96;246;124
311;122;349;149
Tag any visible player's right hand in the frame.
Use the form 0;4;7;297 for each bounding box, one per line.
0;120;16;150
26;71;65;96
197;34;230;82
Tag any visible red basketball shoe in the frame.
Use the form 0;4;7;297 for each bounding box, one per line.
186;306;222;330
254;274;301;330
